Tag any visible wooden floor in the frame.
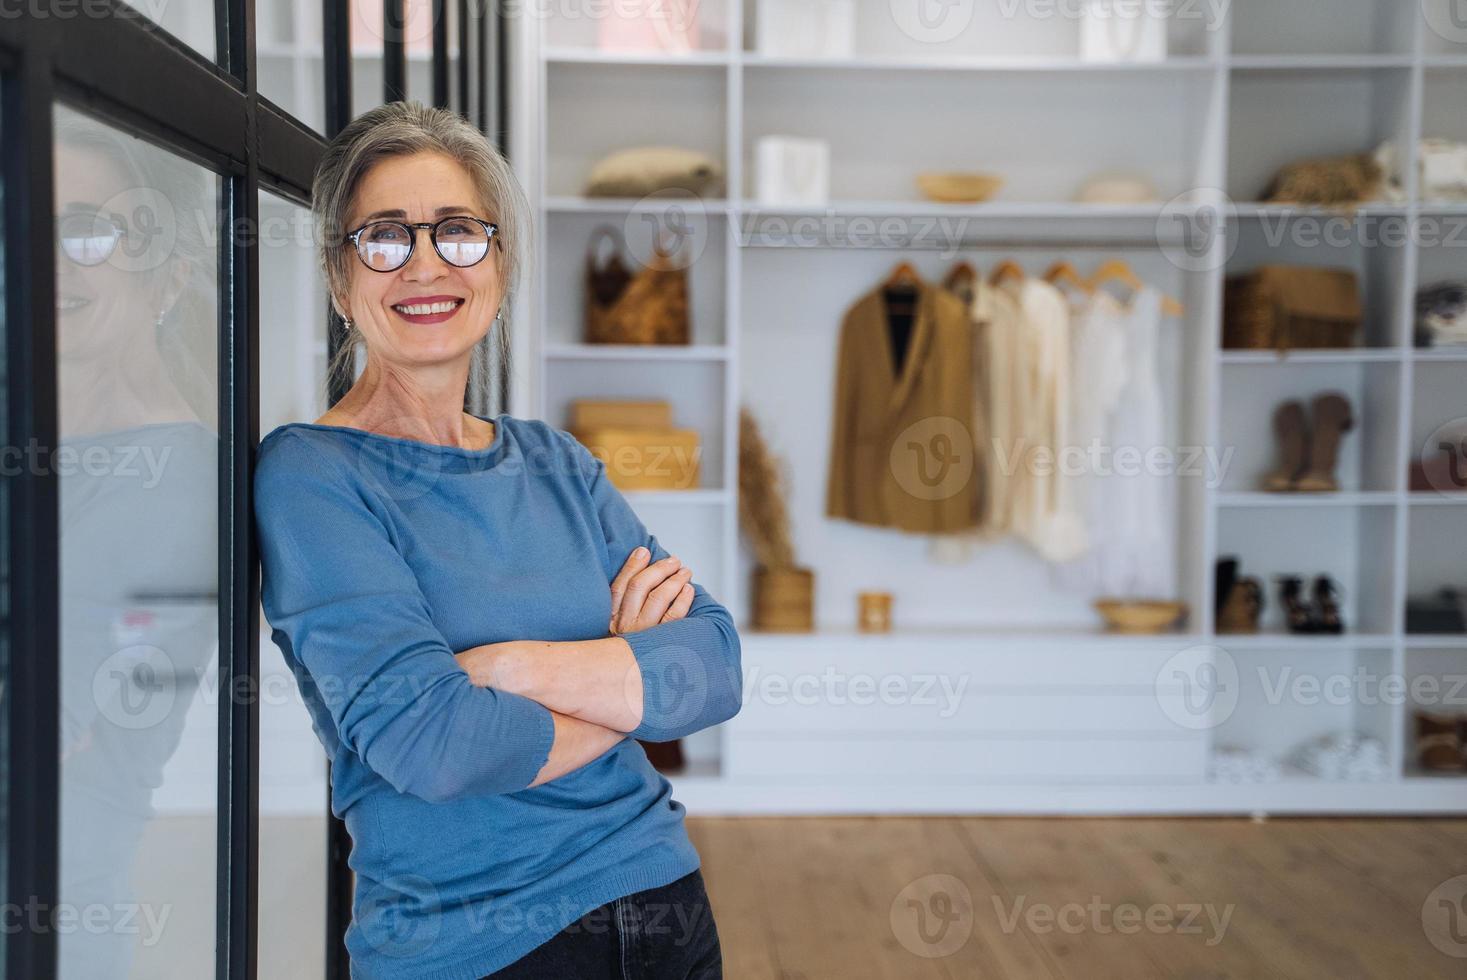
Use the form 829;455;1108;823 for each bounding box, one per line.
687;816;1467;980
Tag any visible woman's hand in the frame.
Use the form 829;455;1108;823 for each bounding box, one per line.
609;546;694;635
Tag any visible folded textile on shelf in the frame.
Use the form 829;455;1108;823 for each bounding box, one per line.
1207;746;1283;784
1290;732;1390;782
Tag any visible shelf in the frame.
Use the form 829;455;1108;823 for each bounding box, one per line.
741;53;1219;75
736;200;1200;246
1219;349;1402;365
545;196;731;215
1404;634;1467;648
1229;55;1414;71
1411;348;1467;362
544;343;730;362
736;199;1182;219
1228;202;1410;217
1407;492;1467;505
545;47;732;67
1214;633;1396;649
1215;491;1397;507
1404;766;1467;782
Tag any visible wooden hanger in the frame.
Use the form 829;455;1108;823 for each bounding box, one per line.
881;261;922;316
882;260;922;290
946;259;978;283
989;259;1026;287
1088;259;1185;317
1044;260;1092;295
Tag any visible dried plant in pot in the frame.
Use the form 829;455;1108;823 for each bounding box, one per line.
739;407;814;632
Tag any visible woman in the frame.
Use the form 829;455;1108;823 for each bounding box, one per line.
254;101;741;979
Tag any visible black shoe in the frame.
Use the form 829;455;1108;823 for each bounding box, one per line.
1279;576;1318;634
1312;575;1345;635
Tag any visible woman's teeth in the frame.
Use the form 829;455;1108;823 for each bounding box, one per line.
57;296;89;311
393;300;462;315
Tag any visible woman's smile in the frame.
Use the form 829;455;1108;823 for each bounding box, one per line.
391;293;465;325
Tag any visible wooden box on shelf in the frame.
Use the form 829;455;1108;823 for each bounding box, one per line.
570;398;672;430
570;426;701;491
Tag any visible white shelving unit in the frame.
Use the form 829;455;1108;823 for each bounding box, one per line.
512;0;1467;814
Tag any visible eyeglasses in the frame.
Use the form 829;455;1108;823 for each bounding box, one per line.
346;215;499;273
57;210;129;266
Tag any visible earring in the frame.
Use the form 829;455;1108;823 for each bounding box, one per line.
342;315;354;329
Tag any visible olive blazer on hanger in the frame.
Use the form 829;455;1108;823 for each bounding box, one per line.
825;279;981;533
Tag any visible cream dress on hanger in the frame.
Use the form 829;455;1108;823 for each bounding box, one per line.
1003;276;1089;564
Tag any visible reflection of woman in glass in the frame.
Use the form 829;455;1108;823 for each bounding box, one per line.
54;105;219;979
255;102;739;978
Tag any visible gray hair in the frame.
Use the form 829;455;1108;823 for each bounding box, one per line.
311;101;530;390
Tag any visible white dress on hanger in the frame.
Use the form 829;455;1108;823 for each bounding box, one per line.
1053;289;1128;588
1058;284;1176;598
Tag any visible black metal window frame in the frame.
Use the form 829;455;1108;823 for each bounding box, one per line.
0;1;489;978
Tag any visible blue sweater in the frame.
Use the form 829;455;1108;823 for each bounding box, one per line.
254;413;743;979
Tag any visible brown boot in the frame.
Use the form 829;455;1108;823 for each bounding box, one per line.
1263;400;1308;491
1218;576;1263;634
1296;392;1354;492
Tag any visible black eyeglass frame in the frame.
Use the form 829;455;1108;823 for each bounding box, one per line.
344;215;501;272
55;210;130;267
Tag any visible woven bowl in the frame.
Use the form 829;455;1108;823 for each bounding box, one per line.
1094;599;1188;634
915;172;1003;204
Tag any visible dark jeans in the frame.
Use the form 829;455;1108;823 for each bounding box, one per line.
481;869;722;979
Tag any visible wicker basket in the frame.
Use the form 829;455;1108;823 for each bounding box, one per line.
585;225;690;345
1224;265;1361;350
752;566;814;632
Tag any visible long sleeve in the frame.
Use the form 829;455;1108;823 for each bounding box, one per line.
254;432;556;802
555;428;743;742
